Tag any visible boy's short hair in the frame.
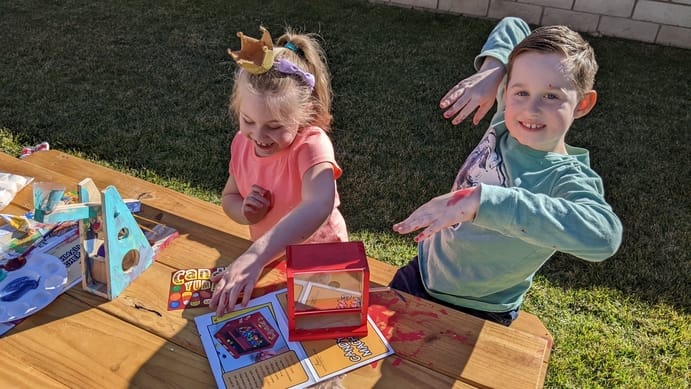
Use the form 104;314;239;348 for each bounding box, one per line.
507;25;598;98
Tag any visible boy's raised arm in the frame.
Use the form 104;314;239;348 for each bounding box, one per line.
474;16;531;69
441;17;531;126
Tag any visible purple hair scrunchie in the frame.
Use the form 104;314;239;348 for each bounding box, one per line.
275;58;315;91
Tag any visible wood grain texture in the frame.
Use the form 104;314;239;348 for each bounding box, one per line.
0;295;215;388
0;352;69;388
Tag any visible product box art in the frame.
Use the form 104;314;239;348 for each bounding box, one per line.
168;266;225;310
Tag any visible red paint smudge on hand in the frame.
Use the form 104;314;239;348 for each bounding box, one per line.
446;188;474;206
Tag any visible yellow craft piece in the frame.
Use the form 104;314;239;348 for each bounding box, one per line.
0;214;33;233
228;26;275;74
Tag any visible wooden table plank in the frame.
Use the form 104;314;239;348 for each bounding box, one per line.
0;353;70;388
344;357;476;388
14;152;553;350
0;294;216;388
369;290;548;388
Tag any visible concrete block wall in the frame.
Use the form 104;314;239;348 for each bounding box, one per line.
370;0;691;49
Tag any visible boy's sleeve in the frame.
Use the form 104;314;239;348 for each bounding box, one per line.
474;17;532;70
473;179;623;262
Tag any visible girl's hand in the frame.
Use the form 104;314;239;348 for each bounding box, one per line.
393;187;480;242
440;57;505;126
242;185;272;224
209;253;264;316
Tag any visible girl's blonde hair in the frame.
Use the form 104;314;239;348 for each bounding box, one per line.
229;28;333;131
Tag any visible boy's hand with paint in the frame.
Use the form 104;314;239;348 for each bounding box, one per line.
393;187;480;242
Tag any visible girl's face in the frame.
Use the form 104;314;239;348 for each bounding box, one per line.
238;90;301;157
504;52;584;154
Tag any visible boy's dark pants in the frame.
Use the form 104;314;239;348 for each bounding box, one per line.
389;256;519;326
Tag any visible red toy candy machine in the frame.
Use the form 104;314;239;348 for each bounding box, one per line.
286;241;369;341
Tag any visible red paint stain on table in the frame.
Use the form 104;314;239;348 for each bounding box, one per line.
368;290;477;361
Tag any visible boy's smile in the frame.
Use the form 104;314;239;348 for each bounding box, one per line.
504;52;590;154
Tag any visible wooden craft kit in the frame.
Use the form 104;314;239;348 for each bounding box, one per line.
32;178;159;300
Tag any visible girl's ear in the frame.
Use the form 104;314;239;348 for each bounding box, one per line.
574;90;597;119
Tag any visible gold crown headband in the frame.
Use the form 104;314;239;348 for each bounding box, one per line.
228;26;275;75
228;27;315;90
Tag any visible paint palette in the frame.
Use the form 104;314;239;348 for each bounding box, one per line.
0;253;67;322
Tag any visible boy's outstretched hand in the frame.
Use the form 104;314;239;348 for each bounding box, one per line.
440;57;505;126
393;187;481;242
242;184;273;224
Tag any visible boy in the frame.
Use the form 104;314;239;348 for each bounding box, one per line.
391;17;623;326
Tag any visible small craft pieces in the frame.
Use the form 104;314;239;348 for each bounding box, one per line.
286;241;370;341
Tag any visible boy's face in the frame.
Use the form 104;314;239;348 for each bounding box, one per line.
504;52;592;154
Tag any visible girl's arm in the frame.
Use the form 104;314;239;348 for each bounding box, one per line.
220;173;250;224
210;162;336;315
221;174;272;225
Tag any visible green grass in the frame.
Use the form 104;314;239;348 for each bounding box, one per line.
1;1;689;387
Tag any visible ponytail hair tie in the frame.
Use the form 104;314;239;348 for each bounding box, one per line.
283;41;305;57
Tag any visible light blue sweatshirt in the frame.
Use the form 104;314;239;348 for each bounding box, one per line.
419;17;623;312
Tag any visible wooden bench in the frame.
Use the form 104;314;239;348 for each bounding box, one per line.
1;150;552;388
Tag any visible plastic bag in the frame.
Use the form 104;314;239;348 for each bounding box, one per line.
0;173;33;212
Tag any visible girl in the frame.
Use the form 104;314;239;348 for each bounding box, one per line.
210;27;348;316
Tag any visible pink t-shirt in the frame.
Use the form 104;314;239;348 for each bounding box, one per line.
230;126;348;243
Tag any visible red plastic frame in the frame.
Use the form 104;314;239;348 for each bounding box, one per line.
286;241;369;341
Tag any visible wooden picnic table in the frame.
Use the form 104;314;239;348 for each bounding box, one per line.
0;150;552;388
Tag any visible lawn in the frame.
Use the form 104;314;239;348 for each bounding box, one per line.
1;1;689;387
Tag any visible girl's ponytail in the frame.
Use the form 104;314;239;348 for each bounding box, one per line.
276;30;333;130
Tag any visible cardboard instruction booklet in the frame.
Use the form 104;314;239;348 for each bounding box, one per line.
194;288;394;389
